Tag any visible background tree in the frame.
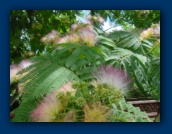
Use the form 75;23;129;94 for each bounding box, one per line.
90;10;160;28
10;10;81;64
10;10;160;64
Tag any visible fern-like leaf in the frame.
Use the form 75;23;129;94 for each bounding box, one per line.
11;98;40;122
18;43;104;100
105;47;149;96
111;98;151;122
107;31;154;54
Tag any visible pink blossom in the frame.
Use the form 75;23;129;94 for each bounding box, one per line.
10;64;21;76
85;19;93;25
98;16;104;24
83;102;112;122
10;59;33;84
93;65;131;93
55;35;69;44
70;23;78;31
57;82;75;94
86;14;104;24
40;37;46;42
30;94;62;122
30;82;75;122
40;30;60;44
19;59;33;69
46;30;59;40
79;27;97;46
10;64;21;84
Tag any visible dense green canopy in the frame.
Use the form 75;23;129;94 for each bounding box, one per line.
10;10;160;64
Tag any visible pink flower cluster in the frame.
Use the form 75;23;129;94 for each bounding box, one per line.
30;82;75;122
30;92;62;122
40;21;97;46
79;27;97;46
86;14;105;24
40;30;60;44
93;65;131;93
10;59;33;84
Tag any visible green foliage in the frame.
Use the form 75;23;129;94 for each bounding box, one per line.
107;31;154;54
10;10;81;64
11;43;105;121
11;98;40;122
105;48;149;96
17;43;104;100
111;98;151;122
98;30;160;98
12;81;151;122
111;10;160;28
72;82;123;106
10;10;160;64
90;10;160;28
147;57;160;99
